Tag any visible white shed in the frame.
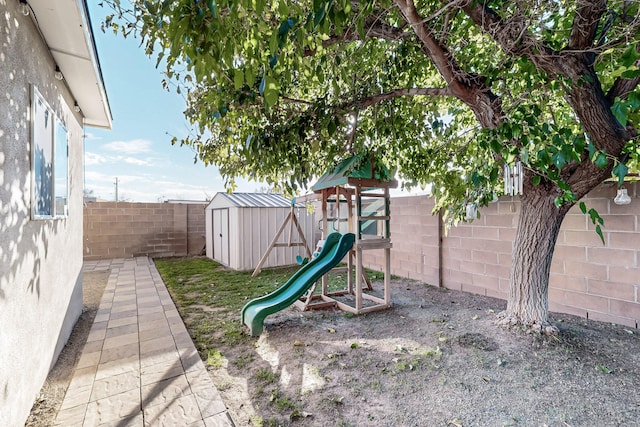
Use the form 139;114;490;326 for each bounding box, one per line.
205;193;317;270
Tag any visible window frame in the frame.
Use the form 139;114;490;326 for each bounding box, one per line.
30;85;69;220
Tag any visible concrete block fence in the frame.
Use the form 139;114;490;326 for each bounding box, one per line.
363;182;640;328
83;202;206;260
83;184;639;328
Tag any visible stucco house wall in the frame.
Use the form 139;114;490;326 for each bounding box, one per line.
0;1;111;425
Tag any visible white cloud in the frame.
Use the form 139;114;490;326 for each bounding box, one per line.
85;151;156;167
84;171;111;182
123;157;153;166
102;139;153;154
85;152;107;166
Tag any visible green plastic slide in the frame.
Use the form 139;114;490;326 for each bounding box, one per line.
241;232;355;336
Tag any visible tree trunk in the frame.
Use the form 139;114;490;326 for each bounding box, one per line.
502;186;570;328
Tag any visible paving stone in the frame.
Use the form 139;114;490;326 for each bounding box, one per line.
141;374;191;407
103;332;139;350
96;412;144;427
113;293;136;301
192;385;228;419
139;348;181;368
138;311;166;322
143;394;202;426
138;305;165;316
139;325;173;343
105;323;139;339
84;388;141;426
179;348;205;373
53;402;86;426
95;355;139;381
91;370;141;401
203;412;236;427
59;383;93;411
141;359;185;386
90;320;108;332
107;315;138;329
100;342;139;364
93;313;110;323
86;328;107;343
138;320;170;335
68;366;98;390
137;295;160;303
110;309;138;320
140;336;176;355
76;351;101;370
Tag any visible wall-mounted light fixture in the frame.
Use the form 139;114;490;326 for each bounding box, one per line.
614;187;631;205
54;65;64;81
74;101;81;113
19;0;29;16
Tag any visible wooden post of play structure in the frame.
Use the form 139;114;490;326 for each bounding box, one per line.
251;200;312;277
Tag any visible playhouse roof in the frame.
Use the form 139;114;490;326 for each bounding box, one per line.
311;154;396;191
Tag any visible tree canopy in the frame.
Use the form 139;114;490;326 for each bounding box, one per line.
103;0;640;326
105;1;639;219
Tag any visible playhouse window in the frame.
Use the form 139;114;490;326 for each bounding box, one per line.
31;86;69;219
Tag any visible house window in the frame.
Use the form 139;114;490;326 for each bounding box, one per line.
31;86;69;219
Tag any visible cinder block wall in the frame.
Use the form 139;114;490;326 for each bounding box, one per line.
187;204;207;255
363;196;441;285
363;182;640;328
83;202;206;260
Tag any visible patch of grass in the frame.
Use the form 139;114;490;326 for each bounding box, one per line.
367;378;382;392
232;353;254;369
255;368;278;384
270;390;298;412
154;257;301;352
596;364;613;374
206;349;225;369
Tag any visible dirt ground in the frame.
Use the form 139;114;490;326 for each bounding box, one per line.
26;271;640;427
209;279;640;427
25;270;109;427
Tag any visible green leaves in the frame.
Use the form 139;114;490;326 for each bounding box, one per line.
579;202;605;244
258;75;279;107
612;162;629;186
105;0;638;210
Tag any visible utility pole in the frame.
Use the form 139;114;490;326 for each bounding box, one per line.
114;177;119;202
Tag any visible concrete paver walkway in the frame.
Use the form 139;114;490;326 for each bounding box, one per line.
54;257;235;427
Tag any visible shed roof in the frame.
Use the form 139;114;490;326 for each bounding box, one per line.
311;154;395;191
206;192;302;209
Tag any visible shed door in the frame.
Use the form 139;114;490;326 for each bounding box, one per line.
213;209;229;266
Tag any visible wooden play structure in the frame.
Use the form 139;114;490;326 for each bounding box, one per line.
251;198;313;277
294;154;398;314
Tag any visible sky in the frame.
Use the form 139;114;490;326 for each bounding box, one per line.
84;1;260;202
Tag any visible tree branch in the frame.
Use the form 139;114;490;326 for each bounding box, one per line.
358;87;452;109
607;50;640;103
395;0;502;128
568;0;607;50
303;13;408;56
395;0;458;84
461;1;561;75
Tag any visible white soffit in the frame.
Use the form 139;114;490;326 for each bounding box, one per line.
29;0;112;129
